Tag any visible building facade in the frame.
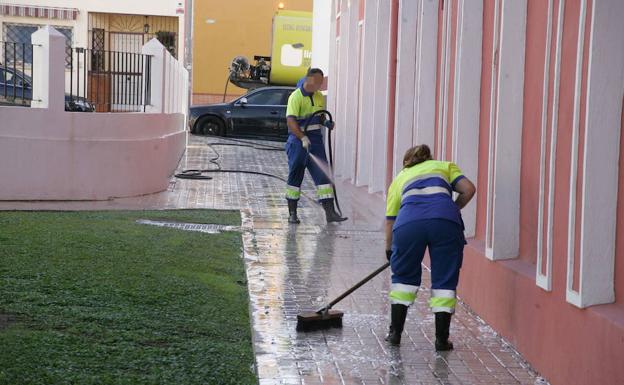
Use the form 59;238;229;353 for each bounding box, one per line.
319;1;624;384
0;1;185;55
1;1;186;111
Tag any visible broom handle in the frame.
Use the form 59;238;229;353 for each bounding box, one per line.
319;262;391;313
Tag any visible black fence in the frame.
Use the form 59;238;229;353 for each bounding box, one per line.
0;41;35;107
68;47;152;112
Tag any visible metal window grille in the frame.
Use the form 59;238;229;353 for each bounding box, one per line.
2;23;73;67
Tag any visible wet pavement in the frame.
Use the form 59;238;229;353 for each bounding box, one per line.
0;135;547;385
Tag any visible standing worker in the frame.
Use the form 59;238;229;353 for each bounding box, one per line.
384;145;476;350
284;68;347;224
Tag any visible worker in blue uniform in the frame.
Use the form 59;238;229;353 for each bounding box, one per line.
285;68;347;224
384;144;476;350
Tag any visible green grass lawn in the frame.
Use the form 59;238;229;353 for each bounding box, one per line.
0;210;256;385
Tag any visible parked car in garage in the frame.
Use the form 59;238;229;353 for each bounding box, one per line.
0;65;94;112
188;86;296;141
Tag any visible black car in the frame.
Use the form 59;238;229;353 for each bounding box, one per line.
0;65;94;112
189;86;295;141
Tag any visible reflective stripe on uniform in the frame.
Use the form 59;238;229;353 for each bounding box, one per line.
389;283;419;306
286;88;326;131
285;185;301;200
430;289;456;313
402;186;451;201
317;184;334;200
401;173;451;194
305;124;323;131
431;289;456;298
431;306;455;313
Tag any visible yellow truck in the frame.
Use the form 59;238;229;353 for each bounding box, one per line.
229;10;312;89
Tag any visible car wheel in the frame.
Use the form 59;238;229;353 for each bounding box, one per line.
197;116;225;136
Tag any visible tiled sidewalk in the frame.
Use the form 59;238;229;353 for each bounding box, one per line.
0;135;547;385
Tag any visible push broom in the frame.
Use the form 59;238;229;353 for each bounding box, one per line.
296;262;390;331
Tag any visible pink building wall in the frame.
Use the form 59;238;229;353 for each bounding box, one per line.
617;102;624;309
328;1;624;384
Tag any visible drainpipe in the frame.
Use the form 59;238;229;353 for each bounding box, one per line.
385;0;399;189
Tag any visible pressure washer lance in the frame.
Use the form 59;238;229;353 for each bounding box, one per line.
302;109;344;219
296;262;390;332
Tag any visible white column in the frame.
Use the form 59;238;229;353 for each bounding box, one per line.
536;0;564;292
413;0;438;150
31;26;66;112
436;0;452;160
485;0;527;260
142;38;167;113
334;1;350;178
393;0;419;176
369;1;392;193
356;1;378;187
326;0;337;115
312;0;332;74
342;0;360;181
451;0;483;238
566;0;624;308
182;66;190;119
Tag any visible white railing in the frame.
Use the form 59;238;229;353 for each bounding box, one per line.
27;26;189;118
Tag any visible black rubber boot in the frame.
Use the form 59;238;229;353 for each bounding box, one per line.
287;200;300;224
434;312;454;351
321;199;347;223
385;304;408;346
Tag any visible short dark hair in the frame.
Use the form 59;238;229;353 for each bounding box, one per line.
306;67;324;78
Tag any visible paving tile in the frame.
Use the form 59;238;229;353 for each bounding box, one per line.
1;135;548;385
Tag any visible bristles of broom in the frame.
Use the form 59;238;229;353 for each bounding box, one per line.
296;310;344;332
296;263;391;332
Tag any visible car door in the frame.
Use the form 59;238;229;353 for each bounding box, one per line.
230;88;289;138
277;89;295;140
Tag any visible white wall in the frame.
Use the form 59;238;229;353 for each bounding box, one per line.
369;1;392;193
0;109;186;200
142;38;190;116
1;0;185;56
393;0;419;176
332;0;360;181
311;0;331;75
355;0;377;187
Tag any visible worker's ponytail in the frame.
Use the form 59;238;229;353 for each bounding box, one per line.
403;145;433;168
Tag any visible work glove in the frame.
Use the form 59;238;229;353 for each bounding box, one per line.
386;249;392;261
301;135;311;150
323;120;335;130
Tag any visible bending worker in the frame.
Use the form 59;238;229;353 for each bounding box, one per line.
384;145;476;350
284;68;347;224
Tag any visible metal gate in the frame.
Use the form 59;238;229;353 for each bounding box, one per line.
110;33;144;112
